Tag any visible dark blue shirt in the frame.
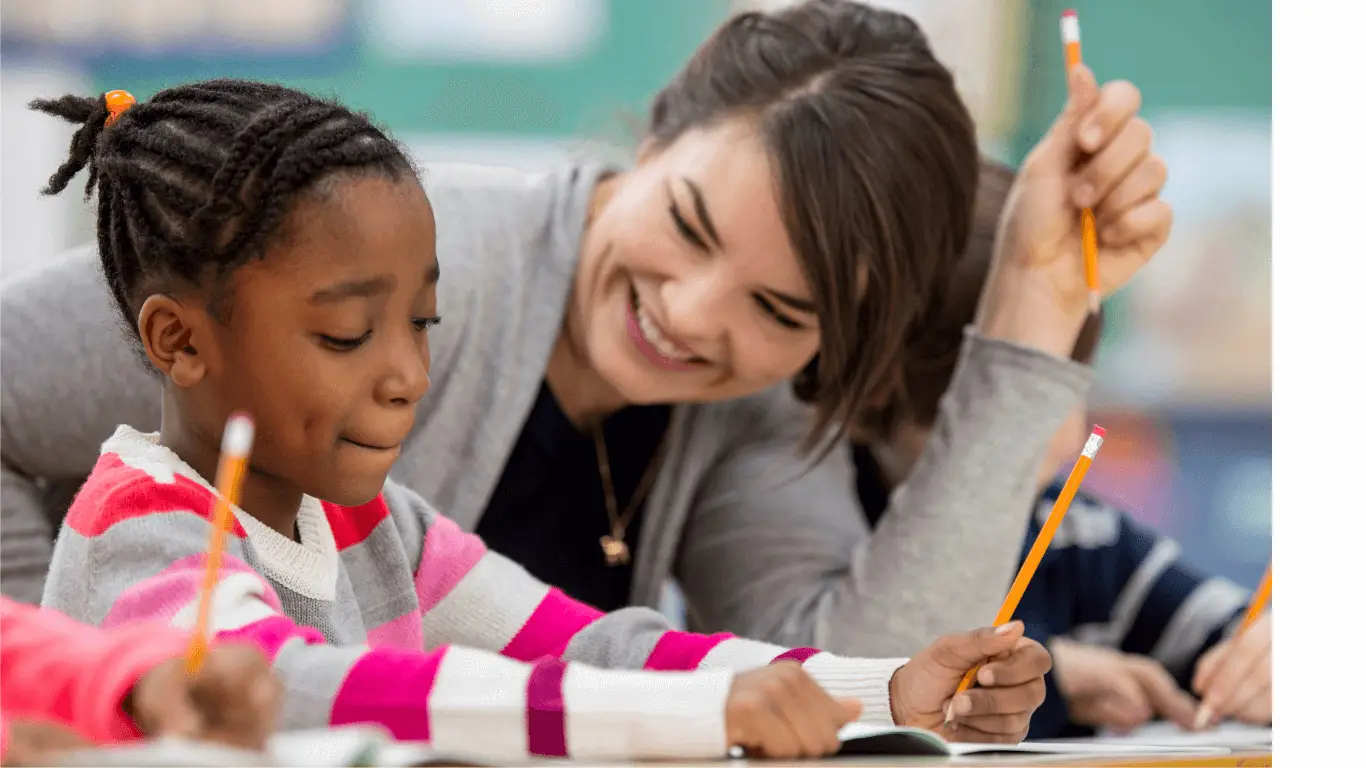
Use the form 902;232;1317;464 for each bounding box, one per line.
476;382;671;612
850;444;1248;739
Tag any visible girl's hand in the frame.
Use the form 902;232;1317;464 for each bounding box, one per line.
979;64;1172;357
890;622;1050;744
725;662;862;759
128;643;281;751
1051;639;1198;733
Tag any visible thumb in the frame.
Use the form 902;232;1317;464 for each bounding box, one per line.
942;622;1027;671
837;697;862;724
1028;64;1100;172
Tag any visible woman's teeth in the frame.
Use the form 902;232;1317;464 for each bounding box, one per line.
636;304;691;361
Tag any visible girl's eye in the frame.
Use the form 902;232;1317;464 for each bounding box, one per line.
319;331;372;352
412;316;443;333
754;295;804;330
669;202;707;250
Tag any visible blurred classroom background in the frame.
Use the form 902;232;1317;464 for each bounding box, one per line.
0;0;1270;587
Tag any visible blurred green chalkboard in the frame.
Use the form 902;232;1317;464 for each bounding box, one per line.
1007;0;1271;163
89;0;731;138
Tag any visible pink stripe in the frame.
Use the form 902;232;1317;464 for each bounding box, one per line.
215;614;326;661
331;646;444;742
366;611;423;651
525;657;568;757
771;647;822;664
643;631;735;671
102;553;271;629
501;589;602;662
414;517;487;614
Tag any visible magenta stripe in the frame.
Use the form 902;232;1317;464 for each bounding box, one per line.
771;647;823;664
102;553;270;629
501;589;602;662
414;517;487;614
643;631;735;671
366;611;423;651
215;614;326;661
526;657;568;757
331;646;445;742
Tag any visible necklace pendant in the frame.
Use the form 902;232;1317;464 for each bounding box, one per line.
600;535;631;566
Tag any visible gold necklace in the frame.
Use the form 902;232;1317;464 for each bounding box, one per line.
591;416;670;567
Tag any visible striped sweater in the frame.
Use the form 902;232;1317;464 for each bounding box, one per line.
42;427;907;761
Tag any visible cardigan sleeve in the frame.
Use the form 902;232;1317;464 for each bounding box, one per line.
672;329;1094;658
387;483;908;725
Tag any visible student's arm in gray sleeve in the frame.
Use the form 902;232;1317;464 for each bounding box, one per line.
0;246;161;602
674;330;1093;658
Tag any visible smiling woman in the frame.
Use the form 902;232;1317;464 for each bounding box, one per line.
2;0;1173;668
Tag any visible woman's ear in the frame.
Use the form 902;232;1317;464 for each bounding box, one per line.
137;294;209;387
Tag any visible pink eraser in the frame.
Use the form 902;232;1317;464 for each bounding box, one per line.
1062;9;1078;19
1091;425;1106;438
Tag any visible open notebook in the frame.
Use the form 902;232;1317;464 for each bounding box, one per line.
837;722;1234;758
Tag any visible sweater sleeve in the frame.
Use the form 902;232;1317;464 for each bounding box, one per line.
0;246;162;604
388;484;907;725
0;597;189;748
41;482;733;762
672;330;1094;658
1043;493;1251;692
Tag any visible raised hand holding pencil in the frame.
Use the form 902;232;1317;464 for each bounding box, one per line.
1061;9;1102;314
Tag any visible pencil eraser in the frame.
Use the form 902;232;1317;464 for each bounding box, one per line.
1091;425;1106;438
1062;9;1078;19
222;412;256;456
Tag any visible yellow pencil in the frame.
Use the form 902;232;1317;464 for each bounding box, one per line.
1062;9;1102;315
956;425;1106;693
185;411;255;675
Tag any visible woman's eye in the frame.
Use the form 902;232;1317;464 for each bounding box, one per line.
319;331;372;352
669;203;707;249
412;316;443;333
755;295;804;330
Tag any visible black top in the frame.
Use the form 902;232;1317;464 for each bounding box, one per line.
476;381;672;612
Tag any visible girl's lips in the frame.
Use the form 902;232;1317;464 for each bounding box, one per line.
625;289;703;372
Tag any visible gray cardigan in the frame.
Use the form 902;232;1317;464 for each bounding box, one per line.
0;161;1093;657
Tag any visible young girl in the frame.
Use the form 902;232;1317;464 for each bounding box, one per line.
32;83;1051;762
1;597;279;764
850;160;1270;739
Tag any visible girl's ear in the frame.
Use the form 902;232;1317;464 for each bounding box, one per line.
137;294;210;388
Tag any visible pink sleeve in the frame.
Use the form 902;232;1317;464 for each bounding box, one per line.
0;597;189;745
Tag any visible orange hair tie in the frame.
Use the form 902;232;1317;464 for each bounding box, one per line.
103;90;136;127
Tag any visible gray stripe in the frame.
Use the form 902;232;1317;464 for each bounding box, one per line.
563;606;672;669
1150;577;1250;671
274;638;369;731
1072;538;1182;648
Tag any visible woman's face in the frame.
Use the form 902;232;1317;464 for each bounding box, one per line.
570;119;822;407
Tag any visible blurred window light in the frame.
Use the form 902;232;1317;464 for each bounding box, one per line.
1;0;347;54
366;0;608;63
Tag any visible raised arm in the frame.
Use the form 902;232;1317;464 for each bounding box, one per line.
1;246;160;602
675;331;1091;658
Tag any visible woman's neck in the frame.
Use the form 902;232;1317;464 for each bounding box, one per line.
159;392;304;539
545;325;627;429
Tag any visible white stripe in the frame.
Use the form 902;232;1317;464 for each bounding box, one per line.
422;554;549;652
1037;497;1123;549
563;665;732;760
1150;578;1251;670
426;645;532;761
696;637;787;671
801;653;906;725
169;571;280;632
1072;538;1182;648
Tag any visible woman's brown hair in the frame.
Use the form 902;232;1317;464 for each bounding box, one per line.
850;159;1104;443
647;0;979;449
